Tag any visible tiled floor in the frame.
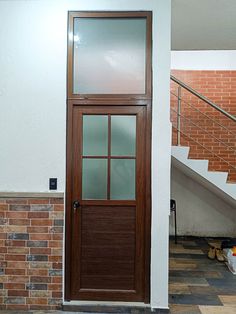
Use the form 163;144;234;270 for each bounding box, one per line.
1;238;236;314
169;236;236;314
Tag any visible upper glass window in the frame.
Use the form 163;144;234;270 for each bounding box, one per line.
72;17;147;95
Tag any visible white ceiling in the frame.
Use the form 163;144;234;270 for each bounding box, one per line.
172;0;236;50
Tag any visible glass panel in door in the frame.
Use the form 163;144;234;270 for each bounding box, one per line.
83;115;108;156
82;159;107;199
110;159;135;200
111;116;136;156
81;114;136;200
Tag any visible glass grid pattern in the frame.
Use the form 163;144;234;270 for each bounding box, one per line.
82;114;136;200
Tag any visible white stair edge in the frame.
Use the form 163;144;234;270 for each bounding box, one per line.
184;159;209;174
171;146;236;206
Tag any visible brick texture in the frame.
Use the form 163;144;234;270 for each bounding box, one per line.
0;197;63;310
171;70;236;182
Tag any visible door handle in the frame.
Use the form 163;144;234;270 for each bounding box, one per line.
73;200;80;213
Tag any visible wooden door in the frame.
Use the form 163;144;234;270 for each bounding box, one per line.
65;105;150;302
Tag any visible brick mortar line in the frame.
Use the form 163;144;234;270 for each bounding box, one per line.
0;192;64;198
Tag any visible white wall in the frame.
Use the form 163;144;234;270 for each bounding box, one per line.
0;0;171;309
170;166;236;237
0;0;67;192
171;50;236;70
171;0;236;50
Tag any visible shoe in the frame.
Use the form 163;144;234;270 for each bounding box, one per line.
216;248;225;262
208;247;216;260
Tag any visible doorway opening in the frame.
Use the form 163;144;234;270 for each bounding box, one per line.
65;11;152;303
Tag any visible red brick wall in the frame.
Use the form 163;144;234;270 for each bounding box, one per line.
0;197;63;310
171;70;236;182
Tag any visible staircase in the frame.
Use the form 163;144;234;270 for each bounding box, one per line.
170;75;236;205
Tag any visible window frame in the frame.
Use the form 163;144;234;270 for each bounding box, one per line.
67;11;152;101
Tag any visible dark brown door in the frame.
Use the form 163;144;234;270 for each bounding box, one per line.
66;105;149;302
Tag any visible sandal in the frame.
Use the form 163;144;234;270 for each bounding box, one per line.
208;247;216;260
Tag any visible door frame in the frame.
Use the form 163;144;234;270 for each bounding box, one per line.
65;100;151;303
65;10;152;303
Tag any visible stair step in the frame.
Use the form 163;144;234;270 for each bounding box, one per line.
185;159;209;173
171;145;236;203
205;171;228;184
225;183;236;195
171;146;190;159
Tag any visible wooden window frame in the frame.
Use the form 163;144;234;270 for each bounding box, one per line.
67;11;152;101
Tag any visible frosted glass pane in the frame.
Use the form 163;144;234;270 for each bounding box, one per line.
83;115;108;156
111;159;135;200
73;18;146;94
111;116;136;156
82;159;107;199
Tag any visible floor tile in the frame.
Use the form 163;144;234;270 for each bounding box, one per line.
199;305;236;314
212;286;236;295
220;269;236;279
170;243;185;249
182;242;199;248
169;283;191;294
169;277;209;286
195;264;226;271
170;265;197;271
169;236;236;310
189;286;217;296
207;278;236;288
169;304;201;314
169;270;222;278
219;295;236;305
169;259;197;271
170;248;204;255
169;294;222;306
169;253;208;259
173;258;201;264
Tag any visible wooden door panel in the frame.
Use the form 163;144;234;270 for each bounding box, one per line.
82;246;135;259
81;276;135;290
82;232;135;247
80;206;136;291
66;105;150;302
81;206;136;232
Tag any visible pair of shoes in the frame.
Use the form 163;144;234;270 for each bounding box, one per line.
207;246;225;262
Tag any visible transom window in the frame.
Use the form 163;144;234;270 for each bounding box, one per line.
67;12;152;99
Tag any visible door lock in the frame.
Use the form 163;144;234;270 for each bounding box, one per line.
73;200;80;212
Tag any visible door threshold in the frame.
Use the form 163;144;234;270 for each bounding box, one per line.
63;301;151;313
63;300;150;307
63;301;169;313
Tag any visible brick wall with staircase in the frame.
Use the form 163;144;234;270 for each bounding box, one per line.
171;70;236;182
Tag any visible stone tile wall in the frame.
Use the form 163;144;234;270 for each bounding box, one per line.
0;197;64;310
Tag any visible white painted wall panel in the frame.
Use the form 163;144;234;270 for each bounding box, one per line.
171;50;236;70
170;166;236;237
